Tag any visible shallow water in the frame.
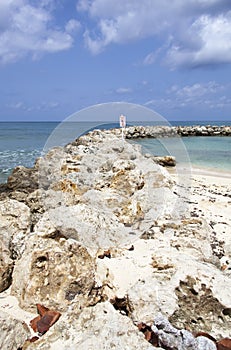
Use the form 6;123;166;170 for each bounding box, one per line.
0;121;230;183
134;136;231;172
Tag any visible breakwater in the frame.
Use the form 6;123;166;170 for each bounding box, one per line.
123;125;231;138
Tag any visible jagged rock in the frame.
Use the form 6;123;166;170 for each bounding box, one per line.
7;165;38;192
152;313;217;349
34;133;184;249
126;246;231;337
0;240;13;292
22;301;162;349
11;235;98;312
164;218;215;262
0;310;30;350
0;198;31;259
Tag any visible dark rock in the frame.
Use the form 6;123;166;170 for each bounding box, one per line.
138;322;159;346
37;310;61;335
98;249;111;259
153;156;176;167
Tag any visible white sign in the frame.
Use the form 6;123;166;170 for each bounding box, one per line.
119;114;126;128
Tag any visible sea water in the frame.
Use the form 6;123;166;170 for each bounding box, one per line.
0;121;230;183
134;136;231;173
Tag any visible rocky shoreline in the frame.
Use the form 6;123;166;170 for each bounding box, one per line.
0;128;231;349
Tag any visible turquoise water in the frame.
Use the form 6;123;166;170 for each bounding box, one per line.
0;121;230;183
133;136;231;172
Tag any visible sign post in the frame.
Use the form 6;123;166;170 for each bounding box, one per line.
119;114;126;146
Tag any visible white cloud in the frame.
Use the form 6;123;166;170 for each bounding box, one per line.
143;52;157;65
167;13;231;68
76;0;91;12
173;82;223;98
145;81;227;110
0;0;77;64
116;87;132;94
8;101;24;109
65;19;81;34
7;100;60;112
76;0;231;67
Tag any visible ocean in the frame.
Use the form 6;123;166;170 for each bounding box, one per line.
0;121;230;183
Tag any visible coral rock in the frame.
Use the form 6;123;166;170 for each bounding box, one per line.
11;236;97;312
0;310;30;350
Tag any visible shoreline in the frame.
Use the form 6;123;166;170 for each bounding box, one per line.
166;163;231;179
191;165;231;179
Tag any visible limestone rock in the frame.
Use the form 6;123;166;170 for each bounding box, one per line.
152;313;217;350
126;247;231;337
0;198;31;259
11;235;97;312
7;165;38;192
23;302;160;349
0;240;13;292
0;310;30;350
34;132;186;250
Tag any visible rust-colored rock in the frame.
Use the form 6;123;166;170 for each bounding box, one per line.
98;250;111;259
137;322;159;347
30;315;41;332
29;336;39;343
37;310;61;334
217;338;231;350
37;304;49;317
30;305;61;335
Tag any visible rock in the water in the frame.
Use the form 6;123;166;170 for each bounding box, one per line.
11;235;98;312
0;310;30;350
153;155;176;167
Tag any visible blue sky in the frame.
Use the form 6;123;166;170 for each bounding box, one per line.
1;0;231;121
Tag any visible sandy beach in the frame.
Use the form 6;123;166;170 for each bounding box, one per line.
169;165;231;247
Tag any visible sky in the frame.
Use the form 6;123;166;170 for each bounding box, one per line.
0;0;231;121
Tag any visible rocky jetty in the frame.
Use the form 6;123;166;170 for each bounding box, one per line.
0;128;231;349
124;124;231;138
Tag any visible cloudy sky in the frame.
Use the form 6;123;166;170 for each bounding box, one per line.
1;0;231;121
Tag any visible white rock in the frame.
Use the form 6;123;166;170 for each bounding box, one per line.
11;235;97;312
0;310;30;350
23;302;160;349
0;199;31;259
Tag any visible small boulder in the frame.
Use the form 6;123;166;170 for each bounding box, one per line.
11;235;97;312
